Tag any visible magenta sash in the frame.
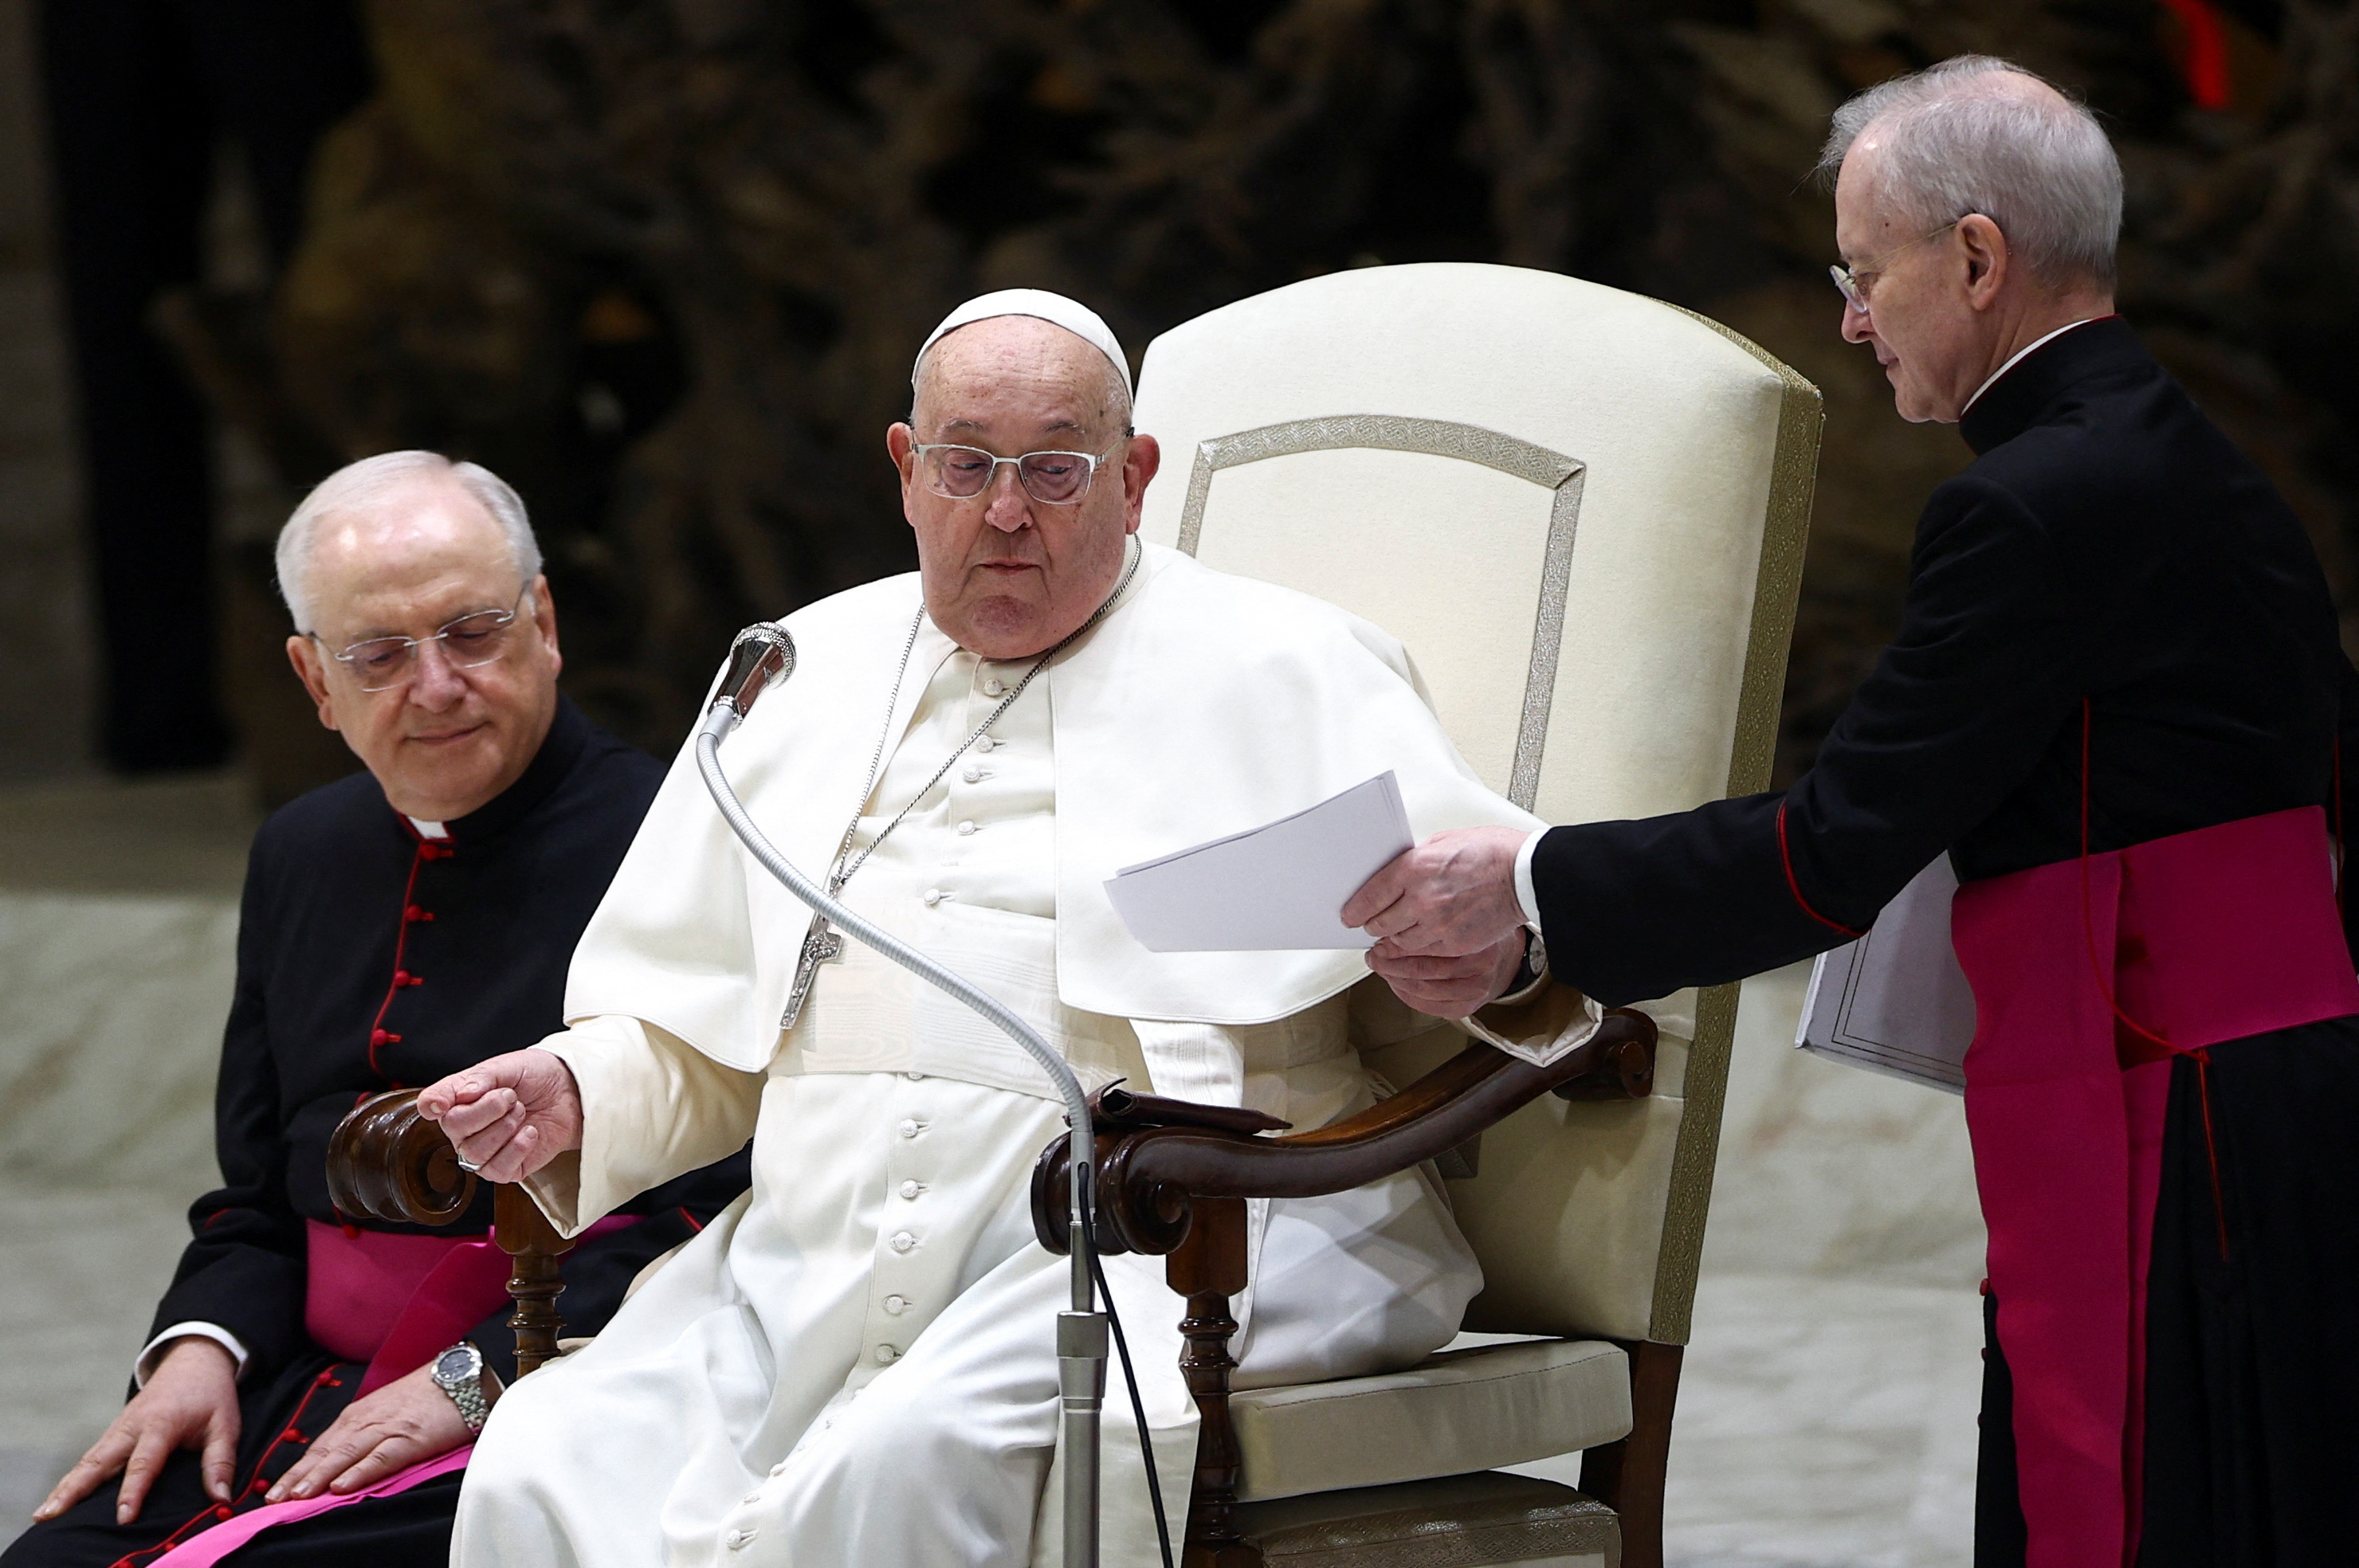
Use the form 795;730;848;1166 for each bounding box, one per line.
303;1220;515;1394
1949;806;2359;1567
139;1213;638;1567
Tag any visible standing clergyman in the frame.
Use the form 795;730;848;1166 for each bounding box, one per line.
1349;57;2359;1568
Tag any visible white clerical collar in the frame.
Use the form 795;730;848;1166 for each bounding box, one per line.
1963;318;2104;415
408;817;450;839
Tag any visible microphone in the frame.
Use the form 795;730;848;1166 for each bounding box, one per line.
705;623;796;738
689;611;1109;1565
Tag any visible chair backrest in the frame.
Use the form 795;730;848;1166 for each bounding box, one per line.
1131;262;1819;1345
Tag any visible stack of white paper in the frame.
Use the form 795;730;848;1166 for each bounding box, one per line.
1104;773;1413;952
1795;855;1978;1094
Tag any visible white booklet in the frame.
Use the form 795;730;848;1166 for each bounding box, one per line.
1104;773;1413;952
1794;854;1977;1094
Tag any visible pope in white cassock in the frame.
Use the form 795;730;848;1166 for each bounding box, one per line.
417;292;1603;1566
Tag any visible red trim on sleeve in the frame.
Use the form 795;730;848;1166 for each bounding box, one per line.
1776;799;1863;938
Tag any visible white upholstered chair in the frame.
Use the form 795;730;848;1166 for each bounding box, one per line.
1091;261;1822;1568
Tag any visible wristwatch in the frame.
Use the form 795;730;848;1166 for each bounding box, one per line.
430;1341;490;1432
1499;928;1551;1004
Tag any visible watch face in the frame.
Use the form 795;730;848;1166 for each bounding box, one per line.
434;1345;477;1383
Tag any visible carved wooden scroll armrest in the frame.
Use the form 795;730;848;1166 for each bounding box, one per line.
1036;1008;1654;1568
1032;1006;1657;1256
325;1088;578;1375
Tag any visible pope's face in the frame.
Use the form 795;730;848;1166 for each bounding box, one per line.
888;317;1160;660
285;481;563;822
1834;142;1984;424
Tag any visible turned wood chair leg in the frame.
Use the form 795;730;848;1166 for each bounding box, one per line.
493;1184;578;1376
1165;1197;1260;1568
1579;1340;1683;1568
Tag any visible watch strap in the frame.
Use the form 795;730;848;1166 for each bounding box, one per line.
432;1344;490;1433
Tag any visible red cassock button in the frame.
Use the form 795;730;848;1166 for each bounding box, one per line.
370;1029;402;1047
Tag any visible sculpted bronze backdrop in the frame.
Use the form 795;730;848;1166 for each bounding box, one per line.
155;0;2354;801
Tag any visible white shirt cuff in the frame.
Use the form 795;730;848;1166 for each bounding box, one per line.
135;1323;250;1387
1513;829;1546;929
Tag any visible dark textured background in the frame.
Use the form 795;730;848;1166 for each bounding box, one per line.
6;0;2353;800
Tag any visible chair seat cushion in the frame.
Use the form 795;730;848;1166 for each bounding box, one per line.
1238;1471;1620;1566
1233;1338;1631;1503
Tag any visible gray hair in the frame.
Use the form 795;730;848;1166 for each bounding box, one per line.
276;451;543;633
1818;55;2122;288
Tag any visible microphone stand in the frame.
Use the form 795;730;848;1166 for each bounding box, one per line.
695;623;1107;1568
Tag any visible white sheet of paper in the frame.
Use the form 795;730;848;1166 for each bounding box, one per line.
1794;854;1977;1094
1104;772;1413;952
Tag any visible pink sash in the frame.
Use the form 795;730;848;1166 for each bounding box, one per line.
1949;806;2359;1567
148;1212;635;1566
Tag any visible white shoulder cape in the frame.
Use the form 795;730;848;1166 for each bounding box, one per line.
564;543;1541;1071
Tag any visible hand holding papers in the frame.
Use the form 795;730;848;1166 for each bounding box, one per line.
1105;774;1412;951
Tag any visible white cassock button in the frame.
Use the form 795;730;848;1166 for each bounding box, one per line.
922;888;943;907
976;735;996;752
983;678;1006;697
891;1230;917;1252
898;1119;921;1139
957;821;977;837
876;1344;898;1363
961;765;982;783
883;1294;909;1315
903;1070;925;1081
899;1179;921;1198
726;1529;756;1550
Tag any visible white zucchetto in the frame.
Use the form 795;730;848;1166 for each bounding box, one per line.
913;289;1132;394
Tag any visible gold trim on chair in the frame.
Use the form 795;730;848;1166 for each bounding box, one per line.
1176;414;1587;813
1644;305;1823;1345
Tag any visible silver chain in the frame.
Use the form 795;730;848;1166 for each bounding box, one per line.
825;539;1141;896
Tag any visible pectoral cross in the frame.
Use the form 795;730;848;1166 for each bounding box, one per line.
780;909;845;1030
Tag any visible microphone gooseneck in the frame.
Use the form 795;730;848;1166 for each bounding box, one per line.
696;622;1108;1568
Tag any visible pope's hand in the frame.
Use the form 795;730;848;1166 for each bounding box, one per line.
1344;826;1530;958
415;1048;583;1182
265;1357;493;1503
1366;930;1528;1017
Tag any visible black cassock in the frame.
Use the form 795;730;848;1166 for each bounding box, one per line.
1528;319;2359;1566
6;699;751;1568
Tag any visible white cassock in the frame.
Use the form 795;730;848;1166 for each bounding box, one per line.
453;543;1599;1567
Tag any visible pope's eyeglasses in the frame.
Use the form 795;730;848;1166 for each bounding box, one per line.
1830;220;1961;313
312;586;532;693
913;443;1118;506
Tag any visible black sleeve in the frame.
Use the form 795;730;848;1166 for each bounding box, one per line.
2337;654;2359;965
462;1148;752;1386
1533;476;2094;1005
147;839;311;1377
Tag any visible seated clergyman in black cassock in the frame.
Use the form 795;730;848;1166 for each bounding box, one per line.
6;452;750;1568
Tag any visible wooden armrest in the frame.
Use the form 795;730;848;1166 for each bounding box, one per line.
326;1088;478;1225
324;1087;576;1374
1034;1007;1657;1256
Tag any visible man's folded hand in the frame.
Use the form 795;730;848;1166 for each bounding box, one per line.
416;1047;584;1182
